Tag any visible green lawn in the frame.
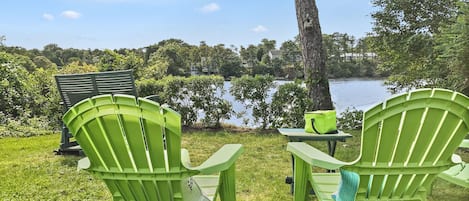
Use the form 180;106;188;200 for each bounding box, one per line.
0;130;467;200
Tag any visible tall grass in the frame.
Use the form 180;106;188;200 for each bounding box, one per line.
0;131;467;200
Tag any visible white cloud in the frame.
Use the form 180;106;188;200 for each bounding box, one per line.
61;10;81;19
42;13;54;21
201;3;220;13
252;25;268;33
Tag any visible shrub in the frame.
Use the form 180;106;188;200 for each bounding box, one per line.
271;81;312;128
187;76;232;128
0;52;35;119
136;75;232;128
337;107;364;130
230;75;275;129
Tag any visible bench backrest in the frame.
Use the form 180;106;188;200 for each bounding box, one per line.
55;70;136;109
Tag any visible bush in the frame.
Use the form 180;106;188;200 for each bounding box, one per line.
136;78;166;99
187;76;232;128
0;114;51;138
271;81;312;128
0;52;63;136
136;75;232;127
1;53;31;116
230;75;276;129
337;107;363;130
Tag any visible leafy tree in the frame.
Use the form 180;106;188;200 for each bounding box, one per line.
239;44;260;69
280;40;302;78
218;52;243;78
33;56;57;70
295;0;333;110
370;0;459;93
7;54;37;72
280;40;301;64
61;48;83;65
434;1;469;95
29;68;62;125
151;42;190;76
0;52;34;118
59;61;98;74
42;44;64;67
97;49;125;71
140;59;169;79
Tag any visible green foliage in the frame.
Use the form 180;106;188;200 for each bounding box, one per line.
370;0;464;94
0;115;51;138
271;81;312;128
135;78;166;98
58;61;99;74
337;107;364;130
230;75;275;129
0;51;61;133
42;43;64;66
150;41;191;76
0;52;35;118
29;68;62;127
187;76;232;128
33;55;57;70
434;1;469;95
140;59;168;79
136;76;232;127
97;50;143;76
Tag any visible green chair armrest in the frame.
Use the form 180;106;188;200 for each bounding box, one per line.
287;142;350;170
189;144;244;174
460;139;469;149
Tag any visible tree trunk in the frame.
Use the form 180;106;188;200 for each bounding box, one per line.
295;0;333;110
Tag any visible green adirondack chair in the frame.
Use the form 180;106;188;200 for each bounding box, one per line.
63;94;244;201
287;88;469;201
437;139;469;188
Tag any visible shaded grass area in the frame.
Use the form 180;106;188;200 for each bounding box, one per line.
0;131;467;200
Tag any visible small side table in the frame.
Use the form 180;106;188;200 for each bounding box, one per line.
278;128;352;194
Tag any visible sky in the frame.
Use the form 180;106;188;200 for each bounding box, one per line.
1;0;375;50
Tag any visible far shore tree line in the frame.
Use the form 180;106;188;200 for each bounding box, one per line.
0;32;382;81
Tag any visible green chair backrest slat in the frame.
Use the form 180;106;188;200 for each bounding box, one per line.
344;88;469;200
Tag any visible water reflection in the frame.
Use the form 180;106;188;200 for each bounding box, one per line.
219;79;393;127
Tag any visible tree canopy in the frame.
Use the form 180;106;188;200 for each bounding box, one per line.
371;0;468;95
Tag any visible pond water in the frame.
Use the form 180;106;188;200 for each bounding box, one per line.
220;78;394;127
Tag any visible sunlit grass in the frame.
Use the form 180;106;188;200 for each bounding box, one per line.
0;131;467;200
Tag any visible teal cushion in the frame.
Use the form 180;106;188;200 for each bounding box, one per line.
331;169;359;201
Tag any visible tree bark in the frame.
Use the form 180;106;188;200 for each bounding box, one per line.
295;0;333;110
